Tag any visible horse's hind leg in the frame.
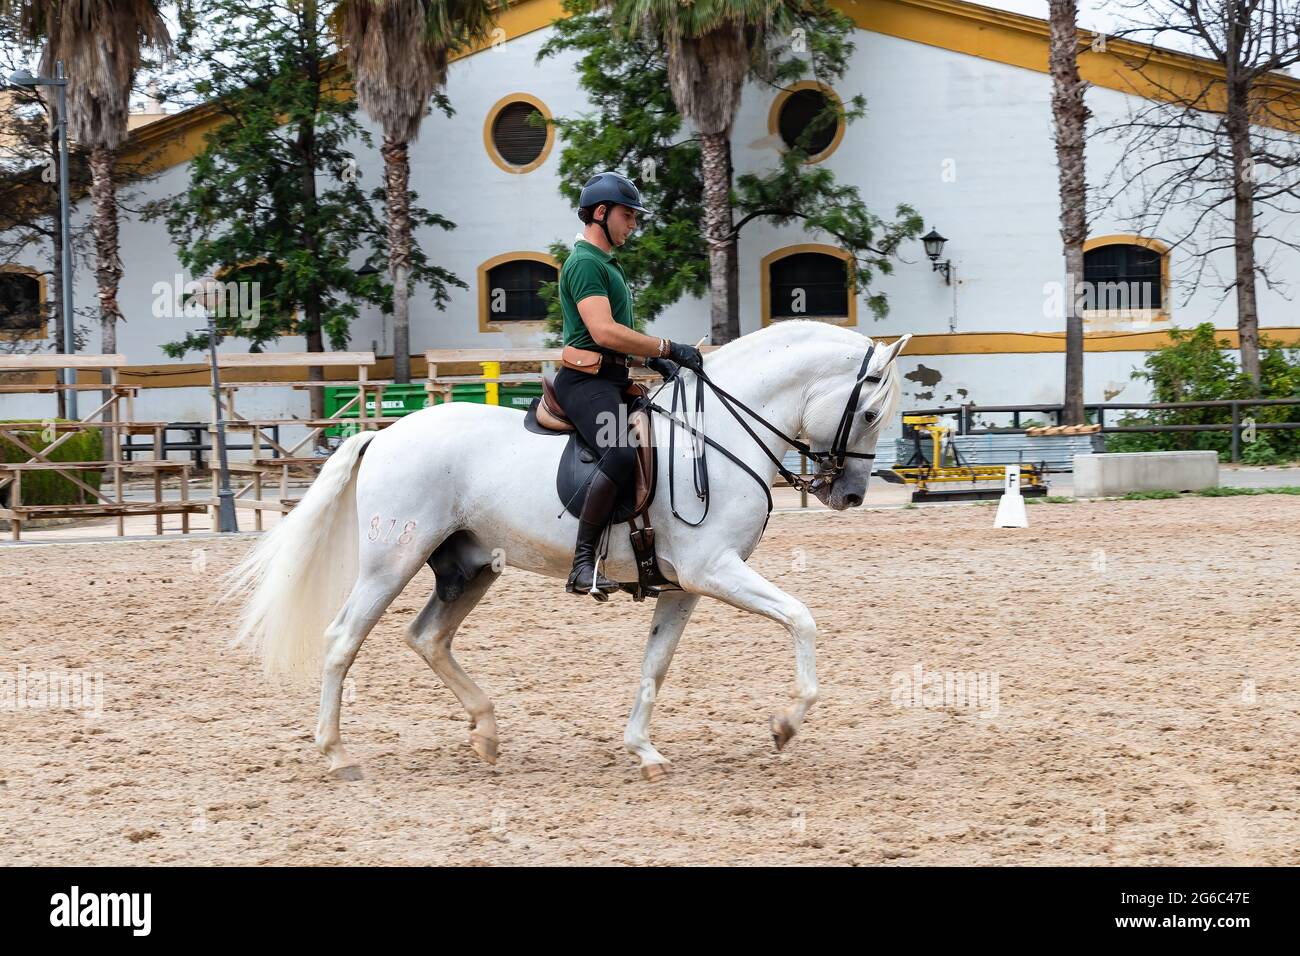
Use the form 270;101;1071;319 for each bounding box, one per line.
407;537;502;765
317;550;429;780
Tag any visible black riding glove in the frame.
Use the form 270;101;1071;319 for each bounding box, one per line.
667;341;704;373
645;357;679;381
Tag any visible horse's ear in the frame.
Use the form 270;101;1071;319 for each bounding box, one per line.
880;333;912;365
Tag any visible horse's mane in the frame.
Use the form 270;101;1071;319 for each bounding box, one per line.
709;320;901;425
708;319;866;357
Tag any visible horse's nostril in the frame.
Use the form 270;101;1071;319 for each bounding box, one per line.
845;493;862;508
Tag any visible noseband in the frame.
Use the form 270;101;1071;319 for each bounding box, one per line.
645;345;882;525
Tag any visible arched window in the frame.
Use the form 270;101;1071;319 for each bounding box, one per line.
485;95;553;174
769;83;845;163
1082;239;1167;313
0;267;45;338
763;247;855;327
479;254;558;329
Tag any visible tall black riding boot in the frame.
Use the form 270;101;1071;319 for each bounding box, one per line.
566;469;621;599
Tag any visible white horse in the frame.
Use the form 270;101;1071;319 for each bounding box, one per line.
226;321;910;780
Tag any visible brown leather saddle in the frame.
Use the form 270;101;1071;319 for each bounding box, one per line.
523;374;677;600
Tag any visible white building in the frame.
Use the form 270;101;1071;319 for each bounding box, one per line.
2;0;1297;447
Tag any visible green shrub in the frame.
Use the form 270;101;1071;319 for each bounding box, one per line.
1104;323;1300;462
0;422;104;506
1196;485;1300;496
1240;434;1284;465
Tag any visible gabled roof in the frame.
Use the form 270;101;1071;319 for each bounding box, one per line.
854;0;1300;127
31;0;1300;184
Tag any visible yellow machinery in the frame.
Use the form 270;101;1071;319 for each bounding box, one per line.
879;415;1048;502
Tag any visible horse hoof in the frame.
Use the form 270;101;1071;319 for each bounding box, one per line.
470;733;499;765
641;762;671;782
329;764;363;781
770;715;796;751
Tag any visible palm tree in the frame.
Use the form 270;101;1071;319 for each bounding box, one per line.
609;0;800;344
336;0;504;383
1048;0;1088;424
4;0;169;362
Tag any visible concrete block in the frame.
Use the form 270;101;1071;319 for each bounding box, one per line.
1073;451;1219;497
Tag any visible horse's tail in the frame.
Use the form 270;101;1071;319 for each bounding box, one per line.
223;430;378;680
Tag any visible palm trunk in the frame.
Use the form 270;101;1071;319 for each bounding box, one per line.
700;130;738;344
383;136;412;384
89;146;121;353
1226;84;1261;386
1049;0;1089;425
89;145;121;455
724;138;739;337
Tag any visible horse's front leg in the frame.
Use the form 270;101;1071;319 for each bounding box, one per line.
684;553;819;751
624;590;699;780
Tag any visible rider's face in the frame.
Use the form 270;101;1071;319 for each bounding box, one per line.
604;204;638;246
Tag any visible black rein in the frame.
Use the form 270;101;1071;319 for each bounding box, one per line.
643;345;882;526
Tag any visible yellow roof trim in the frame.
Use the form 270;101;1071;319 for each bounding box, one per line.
874;326;1300;354
837;0;1300;130
98;0;1300;180
121;0;565;174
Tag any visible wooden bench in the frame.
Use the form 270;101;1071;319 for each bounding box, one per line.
0;458;198;540
0;460;190;471
0;356;206;538
222;418;403;428
422;348;696;405
210;352;386;526
221;457;340;524
1;502;207;517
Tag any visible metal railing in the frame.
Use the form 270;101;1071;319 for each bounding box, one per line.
903;398;1300;463
120;421;283;469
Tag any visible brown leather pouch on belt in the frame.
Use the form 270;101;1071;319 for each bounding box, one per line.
561;345;603;375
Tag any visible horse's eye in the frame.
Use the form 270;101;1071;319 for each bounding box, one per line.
863;410;879;426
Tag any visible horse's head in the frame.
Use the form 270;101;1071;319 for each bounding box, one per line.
803;333;911;510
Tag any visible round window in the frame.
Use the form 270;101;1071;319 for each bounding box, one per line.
492;101;547;167
777;88;838;156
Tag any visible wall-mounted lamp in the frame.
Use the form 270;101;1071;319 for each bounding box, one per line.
922;228;952;285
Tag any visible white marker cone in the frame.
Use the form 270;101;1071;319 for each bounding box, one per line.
994;464;1028;528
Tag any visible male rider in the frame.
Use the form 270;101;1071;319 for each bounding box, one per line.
554;171;704;597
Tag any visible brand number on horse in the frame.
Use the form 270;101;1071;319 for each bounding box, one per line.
368;515;417;545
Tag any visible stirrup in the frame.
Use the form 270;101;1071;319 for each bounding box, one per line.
566;560;618;600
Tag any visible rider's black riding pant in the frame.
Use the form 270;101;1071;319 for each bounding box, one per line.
553;364;638;491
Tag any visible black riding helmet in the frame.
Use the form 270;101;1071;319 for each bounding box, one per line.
578;171;649;247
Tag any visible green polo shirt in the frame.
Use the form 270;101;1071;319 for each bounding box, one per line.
559;239;633;350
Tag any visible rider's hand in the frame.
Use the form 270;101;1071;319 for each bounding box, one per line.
667;341;704;373
645;357;679;381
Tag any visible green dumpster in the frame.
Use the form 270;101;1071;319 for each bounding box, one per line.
498;382;542;410
324;383;431;436
451;383;488;403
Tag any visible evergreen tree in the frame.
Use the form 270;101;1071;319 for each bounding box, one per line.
537;0;708;339
336;0;506;384
537;0;921;342
145;0;463;418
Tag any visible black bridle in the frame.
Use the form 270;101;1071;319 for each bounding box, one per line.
644;345;882;526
